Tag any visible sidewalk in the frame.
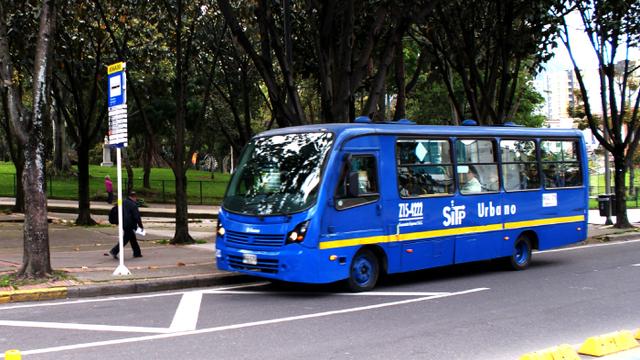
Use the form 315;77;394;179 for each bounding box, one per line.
0;199;638;303
0;198;250;302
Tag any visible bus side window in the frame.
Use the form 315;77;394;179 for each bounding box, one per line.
335;155;379;210
396;139;454;197
455;139;499;194
500;139;539;192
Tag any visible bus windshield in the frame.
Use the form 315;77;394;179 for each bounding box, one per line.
223;132;334;216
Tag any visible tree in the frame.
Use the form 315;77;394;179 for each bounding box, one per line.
416;0;561;125
52;0;108;225
0;0;56;277
0;103;25;213
309;1;436;122
558;0;640;228
217;0;305;127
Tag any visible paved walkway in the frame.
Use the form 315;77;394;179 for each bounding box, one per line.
0;198;638;303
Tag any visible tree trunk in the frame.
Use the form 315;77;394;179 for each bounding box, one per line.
393;42;406;120
143;138;152;189
628;164;635;196
20;139;52;277
123;149;134;193
10;0;56;278
613;153;631;228
171;168;194;244
12;150;25;213
75;143;96;225
169;0;193;245
53;98;69;173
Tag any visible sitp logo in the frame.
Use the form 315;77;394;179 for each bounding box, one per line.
442;200;466;227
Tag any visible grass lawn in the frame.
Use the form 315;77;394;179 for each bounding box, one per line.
589;169;640;192
0;162;230;205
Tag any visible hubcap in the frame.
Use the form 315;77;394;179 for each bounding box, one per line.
515;241;529;264
353;256;372;285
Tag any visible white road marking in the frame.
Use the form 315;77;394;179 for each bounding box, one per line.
536;238;640;254
202;290;450;297
632;263;640;267
0;320;171;334
0;287;490;358
0;282;269;311
169;291;203;332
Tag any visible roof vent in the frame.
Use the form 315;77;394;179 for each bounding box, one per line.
503;121;523;127
354;116;372;123
461;119;478;126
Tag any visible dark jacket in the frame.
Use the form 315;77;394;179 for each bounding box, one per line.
122;197;143;231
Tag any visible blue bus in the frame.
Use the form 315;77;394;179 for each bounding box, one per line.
215;119;588;291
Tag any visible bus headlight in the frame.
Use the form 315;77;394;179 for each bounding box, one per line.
216;221;225;237
287;220;310;244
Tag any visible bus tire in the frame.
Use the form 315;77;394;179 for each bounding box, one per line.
507;235;532;270
347;249;379;292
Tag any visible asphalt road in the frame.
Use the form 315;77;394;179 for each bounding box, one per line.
0;239;639;360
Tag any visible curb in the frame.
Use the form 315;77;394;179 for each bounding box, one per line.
67;273;254;299
0;287;68;303
0;273;255;304
603;232;640;242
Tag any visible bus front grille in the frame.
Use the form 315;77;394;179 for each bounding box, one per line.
225;230;285;247
226;255;279;274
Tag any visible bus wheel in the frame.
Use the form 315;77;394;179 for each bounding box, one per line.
507;235;532;270
347;249;379;292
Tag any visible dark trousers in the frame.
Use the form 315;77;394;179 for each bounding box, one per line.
107;191;113;204
111;229;142;257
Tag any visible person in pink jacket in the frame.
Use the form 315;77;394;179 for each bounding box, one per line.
104;175;113;204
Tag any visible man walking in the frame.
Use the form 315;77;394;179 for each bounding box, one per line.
109;191;144;259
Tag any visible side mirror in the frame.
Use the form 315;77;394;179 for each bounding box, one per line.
347;171;359;197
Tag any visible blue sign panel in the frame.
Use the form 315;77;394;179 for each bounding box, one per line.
108;71;125;108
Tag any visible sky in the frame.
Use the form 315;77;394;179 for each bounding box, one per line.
536;10;639;120
541;10;640;74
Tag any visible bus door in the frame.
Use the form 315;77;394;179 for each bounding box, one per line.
453;138;502;263
322;152;385;252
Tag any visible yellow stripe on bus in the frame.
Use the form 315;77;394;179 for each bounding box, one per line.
319;234;393;250
397;223;503;242
503;215;585;229
318;215;585;250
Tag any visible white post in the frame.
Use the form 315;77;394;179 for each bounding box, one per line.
113;146;130;276
230;146;234;173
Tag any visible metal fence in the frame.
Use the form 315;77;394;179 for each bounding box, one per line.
588;186;640;208
1;173;638;208
0;173;224;205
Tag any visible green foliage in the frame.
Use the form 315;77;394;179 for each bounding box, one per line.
416;0;565;124
406;72;464;125
511;78;546;128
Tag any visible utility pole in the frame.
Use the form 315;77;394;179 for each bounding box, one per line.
604;127;613;225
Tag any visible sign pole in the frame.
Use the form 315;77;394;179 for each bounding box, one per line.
113;146;130;275
107;61;130;276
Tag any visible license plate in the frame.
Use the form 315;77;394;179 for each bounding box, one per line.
242;253;257;265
